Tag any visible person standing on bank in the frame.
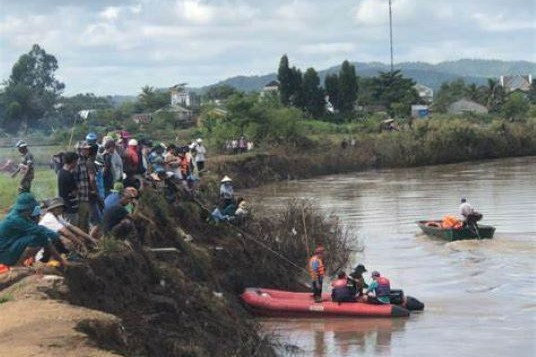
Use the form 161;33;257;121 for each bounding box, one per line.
195;138;206;173
11;140;34;193
57;152;79;225
308;246;325;303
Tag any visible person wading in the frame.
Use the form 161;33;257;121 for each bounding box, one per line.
308;246;325;303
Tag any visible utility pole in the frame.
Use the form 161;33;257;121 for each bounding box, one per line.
389;0;394;73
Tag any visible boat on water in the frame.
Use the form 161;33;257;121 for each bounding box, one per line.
241;288;424;318
416;220;495;240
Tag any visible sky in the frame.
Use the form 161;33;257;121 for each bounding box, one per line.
0;0;535;95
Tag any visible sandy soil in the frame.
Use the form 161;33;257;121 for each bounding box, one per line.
0;274;122;357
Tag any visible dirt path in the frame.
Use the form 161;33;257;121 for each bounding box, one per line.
0;274;122;357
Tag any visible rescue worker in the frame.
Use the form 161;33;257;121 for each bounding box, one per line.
348;264;368;297
308;246;325;303
365;271;391;304
331;271;357;303
11;140;34;193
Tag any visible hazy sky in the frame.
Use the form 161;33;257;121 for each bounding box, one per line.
1;0;535;95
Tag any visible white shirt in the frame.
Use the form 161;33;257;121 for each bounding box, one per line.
459;202;474;219
195;145;206;162
39;212;67;233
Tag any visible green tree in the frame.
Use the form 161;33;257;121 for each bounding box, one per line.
529;80;536;104
485;78;505;113
324;73;339;110
138;86;169;112
277;55;292;106
301;68;325;118
289;67;304;108
370;70;419;116
204;84;239;101
338;61;358;114
1;44;65;132
502;92;529;121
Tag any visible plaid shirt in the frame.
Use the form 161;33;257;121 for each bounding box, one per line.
75;155;90;202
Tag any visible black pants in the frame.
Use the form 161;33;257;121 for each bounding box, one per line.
312;279;323;298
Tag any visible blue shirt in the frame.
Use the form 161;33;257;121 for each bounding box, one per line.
104;192;121;214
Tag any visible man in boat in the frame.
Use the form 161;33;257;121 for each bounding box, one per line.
364;271;391;304
348;264;368;297
331;271;357;303
459;198;483;227
308;246;325;303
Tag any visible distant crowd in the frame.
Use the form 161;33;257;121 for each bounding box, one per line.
224;136;254;154
0;129;248;270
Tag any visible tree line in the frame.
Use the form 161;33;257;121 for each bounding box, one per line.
277;55;421;120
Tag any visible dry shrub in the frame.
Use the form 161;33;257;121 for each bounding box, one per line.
219;199;355;292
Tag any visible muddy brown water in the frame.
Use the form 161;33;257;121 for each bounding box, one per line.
242;157;536;357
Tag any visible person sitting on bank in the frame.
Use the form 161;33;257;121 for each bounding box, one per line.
364;271;391;304
308;246;325;303
0;193;67;267
102;189;137;235
41;198;97;248
348;264;369;297
331;271;357;303
219;176;235;206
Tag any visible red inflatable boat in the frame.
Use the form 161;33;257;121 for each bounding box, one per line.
241;288;410;318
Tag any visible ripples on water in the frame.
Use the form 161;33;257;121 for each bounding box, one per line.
243;157;536;357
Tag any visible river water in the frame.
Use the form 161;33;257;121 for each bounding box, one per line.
243;157;536;357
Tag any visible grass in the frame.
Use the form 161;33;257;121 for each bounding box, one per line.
0;168;57;214
0;145;65;166
0;293;13;304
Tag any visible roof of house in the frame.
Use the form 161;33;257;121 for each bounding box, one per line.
448;99;488;114
501;75;532;92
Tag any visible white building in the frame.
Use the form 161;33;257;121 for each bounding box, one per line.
500;75;533;93
414;84;434;103
170;85;200;108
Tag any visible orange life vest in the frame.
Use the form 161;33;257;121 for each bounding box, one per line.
442;215;462;229
308;255;325;280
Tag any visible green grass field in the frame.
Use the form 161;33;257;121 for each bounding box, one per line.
0;145;65;166
0;169;57;214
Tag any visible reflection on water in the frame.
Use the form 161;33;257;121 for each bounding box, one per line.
244;157;536;357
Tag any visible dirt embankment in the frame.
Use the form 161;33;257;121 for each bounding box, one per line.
0;182;350;356
0;274;124;357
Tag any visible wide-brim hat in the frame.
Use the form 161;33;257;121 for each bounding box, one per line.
221;175;232;183
47;197;66;210
13;192;39;211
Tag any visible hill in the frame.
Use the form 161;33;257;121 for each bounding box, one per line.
204;59;536;93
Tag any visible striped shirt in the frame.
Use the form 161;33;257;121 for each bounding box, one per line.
75;156;90;202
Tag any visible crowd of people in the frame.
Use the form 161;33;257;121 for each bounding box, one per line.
223;136;254;154
0;130;249;270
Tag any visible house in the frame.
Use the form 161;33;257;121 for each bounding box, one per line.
411;104;429;118
131;113;152;124
414;84;434;103
447;99;488;115
500;75;533;93
261;80;279;97
170;84;200;109
77;109;97;120
155;104;194;128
